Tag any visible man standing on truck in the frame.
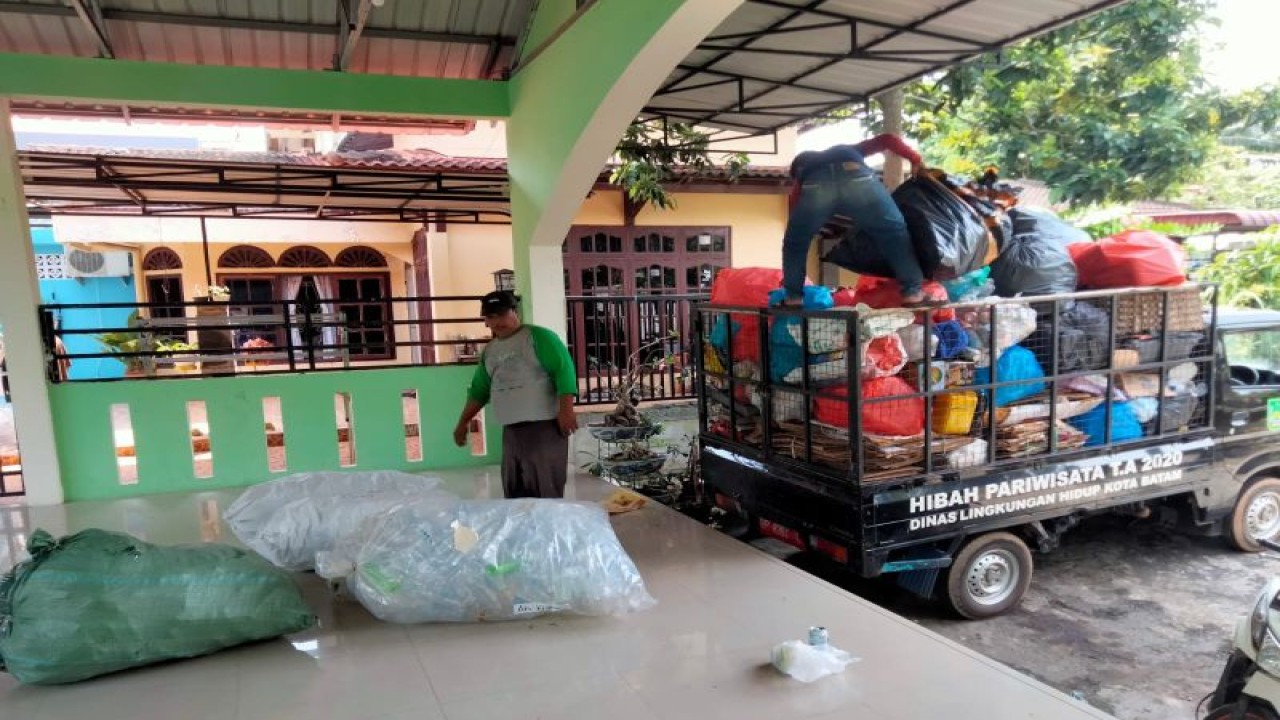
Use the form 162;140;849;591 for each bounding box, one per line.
452;291;580;499
781;134;929;306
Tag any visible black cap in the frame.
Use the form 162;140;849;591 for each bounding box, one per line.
480;291;517;317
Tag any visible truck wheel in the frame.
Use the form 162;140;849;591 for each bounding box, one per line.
946;532;1033;620
1229;477;1280;552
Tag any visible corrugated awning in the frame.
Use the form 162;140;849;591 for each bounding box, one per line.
19;148;514;224
644;0;1130;134
2;1;1135;135
17;147;792;222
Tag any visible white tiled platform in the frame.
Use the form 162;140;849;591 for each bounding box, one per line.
0;470;1113;720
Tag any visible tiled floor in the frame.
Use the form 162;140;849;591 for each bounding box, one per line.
0;470;1114;720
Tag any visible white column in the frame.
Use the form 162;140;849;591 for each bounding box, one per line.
0;101;64;505
525;244;567;339
879;88;906;190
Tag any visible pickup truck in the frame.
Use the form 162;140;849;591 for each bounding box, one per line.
695;285;1280;618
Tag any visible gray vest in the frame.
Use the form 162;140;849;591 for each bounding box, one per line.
484;327;558;426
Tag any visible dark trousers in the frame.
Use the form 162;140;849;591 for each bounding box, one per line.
781;162;923;298
501;420;569;499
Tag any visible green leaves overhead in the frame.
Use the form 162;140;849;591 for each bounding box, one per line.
898;0;1231;205
609;120;749;211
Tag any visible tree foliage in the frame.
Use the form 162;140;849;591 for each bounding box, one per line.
609;120;749;211
1173;145;1280;209
900;0;1221;205
1196;228;1280;309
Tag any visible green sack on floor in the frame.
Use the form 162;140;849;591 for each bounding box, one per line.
0;528;315;685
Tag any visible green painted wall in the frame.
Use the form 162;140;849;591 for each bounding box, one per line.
0;53;510;119
50;367;499;502
505;0;693;306
518;0;580;64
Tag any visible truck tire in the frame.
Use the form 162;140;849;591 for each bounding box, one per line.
1229;477;1280;553
946;532;1034;620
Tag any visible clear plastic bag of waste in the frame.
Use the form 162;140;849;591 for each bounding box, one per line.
317;497;656;623
770;639;859;683
223;470;449;570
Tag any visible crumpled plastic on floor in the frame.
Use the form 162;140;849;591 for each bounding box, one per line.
601;489;648;515
770;639;859;683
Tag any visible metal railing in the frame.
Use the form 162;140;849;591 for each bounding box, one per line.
38;295;497;382
566;293;706;405
39;292;711;409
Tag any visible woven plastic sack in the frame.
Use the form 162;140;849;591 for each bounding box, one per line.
970;303;1038;357
861;334;908;378
1071;230;1187;289
224;470;447;571
317;498;655;624
975;345;1046;407
0;529;313;685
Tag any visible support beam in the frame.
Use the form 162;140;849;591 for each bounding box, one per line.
0;101;63;505
0;3;515;48
506;0;743;336
67;0;114;59
0;53;510;120
335;0;374;72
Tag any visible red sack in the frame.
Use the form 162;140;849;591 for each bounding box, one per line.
831;287;858;307
709;267;784;362
710;267;783;307
1072;230;1187;289
813;377;924;436
852;276;954;322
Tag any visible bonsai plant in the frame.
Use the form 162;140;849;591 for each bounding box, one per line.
601;330;680;428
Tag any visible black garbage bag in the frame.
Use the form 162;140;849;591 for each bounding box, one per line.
990;231;1078;297
1025;300;1111;373
822;176;996;281
1059;301;1111;372
1009;207;1091;248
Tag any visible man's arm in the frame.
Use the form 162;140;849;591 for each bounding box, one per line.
528;326;580;436
854;133;923;170
453;357;491;446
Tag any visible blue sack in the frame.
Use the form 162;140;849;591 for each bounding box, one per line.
974;344;1046;407
933;320;970;360
766;286;834;383
767;285;834;309
1069;402;1143;447
941;267;991;301
709;315;737;354
769;318;803;383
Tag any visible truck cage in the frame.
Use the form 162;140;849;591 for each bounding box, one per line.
693;284;1221;495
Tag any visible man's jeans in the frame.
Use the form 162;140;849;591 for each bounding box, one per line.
781;163;923;299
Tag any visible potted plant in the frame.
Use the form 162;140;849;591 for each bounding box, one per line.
95;311;144;376
194;284;231;303
156;339;199;373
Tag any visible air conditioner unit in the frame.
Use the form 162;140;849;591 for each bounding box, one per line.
64;250;133;278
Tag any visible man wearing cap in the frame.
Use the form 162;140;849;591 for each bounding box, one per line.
453;291;579;498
